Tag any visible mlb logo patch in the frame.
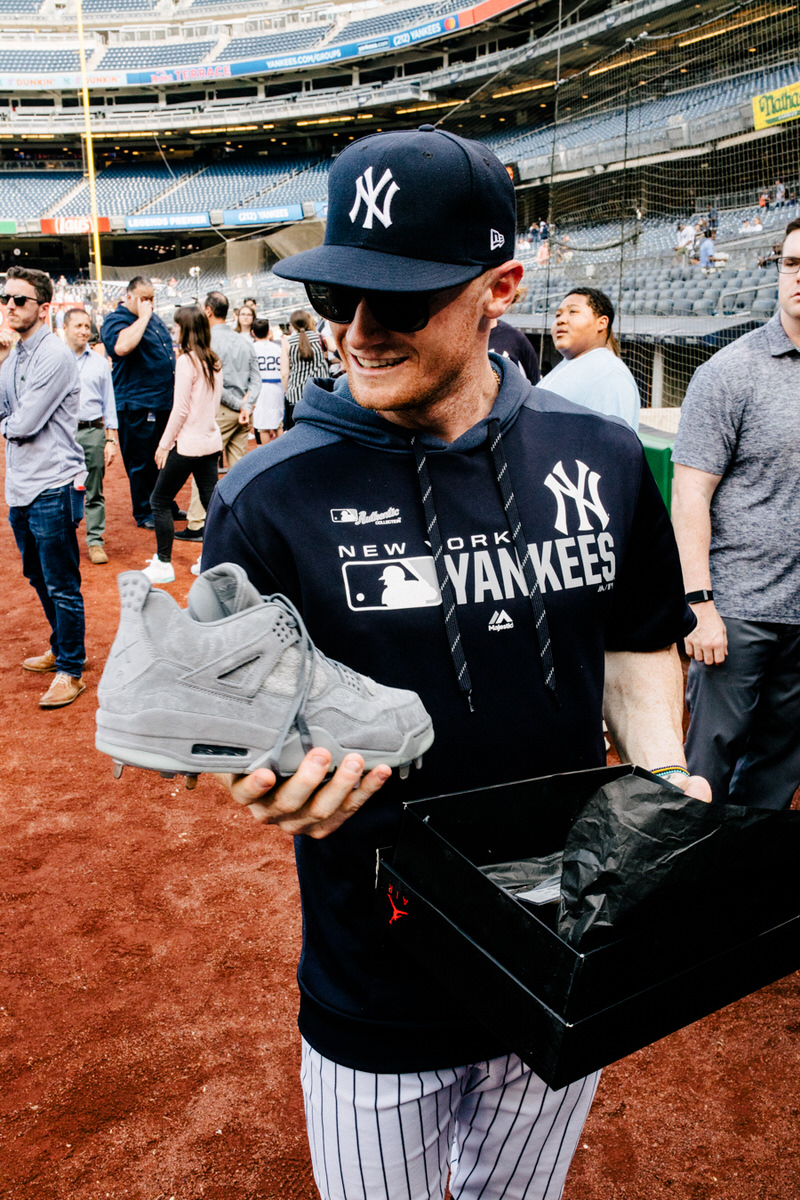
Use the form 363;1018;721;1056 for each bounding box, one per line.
342;556;441;612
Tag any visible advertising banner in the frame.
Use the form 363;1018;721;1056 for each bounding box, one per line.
125;212;211;231
752;79;800;129
222;205;304;225
40;216;111;235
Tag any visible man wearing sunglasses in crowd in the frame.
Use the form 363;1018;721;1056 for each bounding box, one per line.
672;217;800;810
200;126;708;1200
0;266;87;708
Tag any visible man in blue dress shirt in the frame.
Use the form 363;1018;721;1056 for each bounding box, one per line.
64;308;117;565
0;266;87;708
101;277;176;529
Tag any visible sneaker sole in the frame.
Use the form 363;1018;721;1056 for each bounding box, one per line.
96;714;434;782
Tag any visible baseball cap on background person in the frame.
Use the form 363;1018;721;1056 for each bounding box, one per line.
272;124;517;292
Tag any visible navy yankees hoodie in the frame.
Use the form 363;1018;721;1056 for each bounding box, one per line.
203;357;694;1072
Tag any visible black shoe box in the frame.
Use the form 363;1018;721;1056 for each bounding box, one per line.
377;765;800;1089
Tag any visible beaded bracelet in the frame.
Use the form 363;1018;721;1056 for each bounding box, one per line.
650;765;690;781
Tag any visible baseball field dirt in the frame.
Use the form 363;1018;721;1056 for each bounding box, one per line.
2;448;798;1200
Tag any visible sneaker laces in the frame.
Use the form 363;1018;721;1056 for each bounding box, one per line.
259;593;361;775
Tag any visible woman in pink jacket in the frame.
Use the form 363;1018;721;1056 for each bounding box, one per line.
143;306;223;584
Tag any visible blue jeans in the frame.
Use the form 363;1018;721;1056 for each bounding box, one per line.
9;484;86;678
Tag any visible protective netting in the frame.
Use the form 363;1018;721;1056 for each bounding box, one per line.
438;0;800;411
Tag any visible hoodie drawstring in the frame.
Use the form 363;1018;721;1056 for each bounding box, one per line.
488;418;559;705
412;435;474;712
412;421;559;712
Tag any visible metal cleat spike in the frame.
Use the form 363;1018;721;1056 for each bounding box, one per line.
159;770;176;780
185;774;199;790
112;760;124;779
398;763;410;781
414;757;423;771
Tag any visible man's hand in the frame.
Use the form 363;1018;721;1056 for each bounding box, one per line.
137;298;154;325
0;326;15;363
104;439;117;466
218;748;392;839
238;407;251;426
684;601;727;664
677;774;713;803
154;446;168;470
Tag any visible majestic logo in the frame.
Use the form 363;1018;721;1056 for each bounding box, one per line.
349;166;399;230
331;506;401;526
490;229;505;251
543;460;610;537
488;609;514;632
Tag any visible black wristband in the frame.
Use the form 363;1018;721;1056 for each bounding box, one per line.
686;588;713;604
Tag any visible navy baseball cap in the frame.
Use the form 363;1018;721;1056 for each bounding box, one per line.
272;125;517;292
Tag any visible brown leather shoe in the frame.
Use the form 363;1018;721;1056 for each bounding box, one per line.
23;650;57;673
88;545;109;565
39;673;86;709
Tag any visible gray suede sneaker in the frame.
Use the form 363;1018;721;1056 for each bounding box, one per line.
96;563;434;785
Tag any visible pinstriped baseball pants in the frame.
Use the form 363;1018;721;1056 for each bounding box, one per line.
301;1039;600;1200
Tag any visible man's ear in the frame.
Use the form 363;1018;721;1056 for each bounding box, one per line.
484;261;525;320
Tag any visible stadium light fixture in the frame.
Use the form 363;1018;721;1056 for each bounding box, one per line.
492;80;554;98
395;100;458;114
188;125;258;134
589;50;656;76
678;5;794;46
297;116;355;126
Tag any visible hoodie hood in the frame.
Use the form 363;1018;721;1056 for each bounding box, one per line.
292;353;529;453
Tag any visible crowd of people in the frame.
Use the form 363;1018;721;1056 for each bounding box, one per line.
1;124;798;1200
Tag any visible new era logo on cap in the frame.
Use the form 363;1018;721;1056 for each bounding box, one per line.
490;229;505;251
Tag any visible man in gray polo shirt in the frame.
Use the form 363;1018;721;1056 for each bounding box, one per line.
0;266;87;709
672;217;800;809
180;290;261;539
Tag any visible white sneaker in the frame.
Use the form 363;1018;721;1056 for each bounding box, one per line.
190;556;202;577
142;556;175;585
96;562;434;780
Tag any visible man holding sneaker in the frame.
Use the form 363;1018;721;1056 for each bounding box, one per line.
201;127;709;1200
0;266;87;708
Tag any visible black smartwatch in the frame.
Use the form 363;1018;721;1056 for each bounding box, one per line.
685;589;714;604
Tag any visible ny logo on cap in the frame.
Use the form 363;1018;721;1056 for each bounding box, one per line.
349;166;400;230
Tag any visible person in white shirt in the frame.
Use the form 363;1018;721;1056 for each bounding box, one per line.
675;222;696;261
544;287;640;430
251;318;284;442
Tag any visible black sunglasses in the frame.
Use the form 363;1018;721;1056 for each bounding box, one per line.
0;292;39;307
305;282;437;334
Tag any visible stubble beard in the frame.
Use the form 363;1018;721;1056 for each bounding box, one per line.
347;356;469;430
